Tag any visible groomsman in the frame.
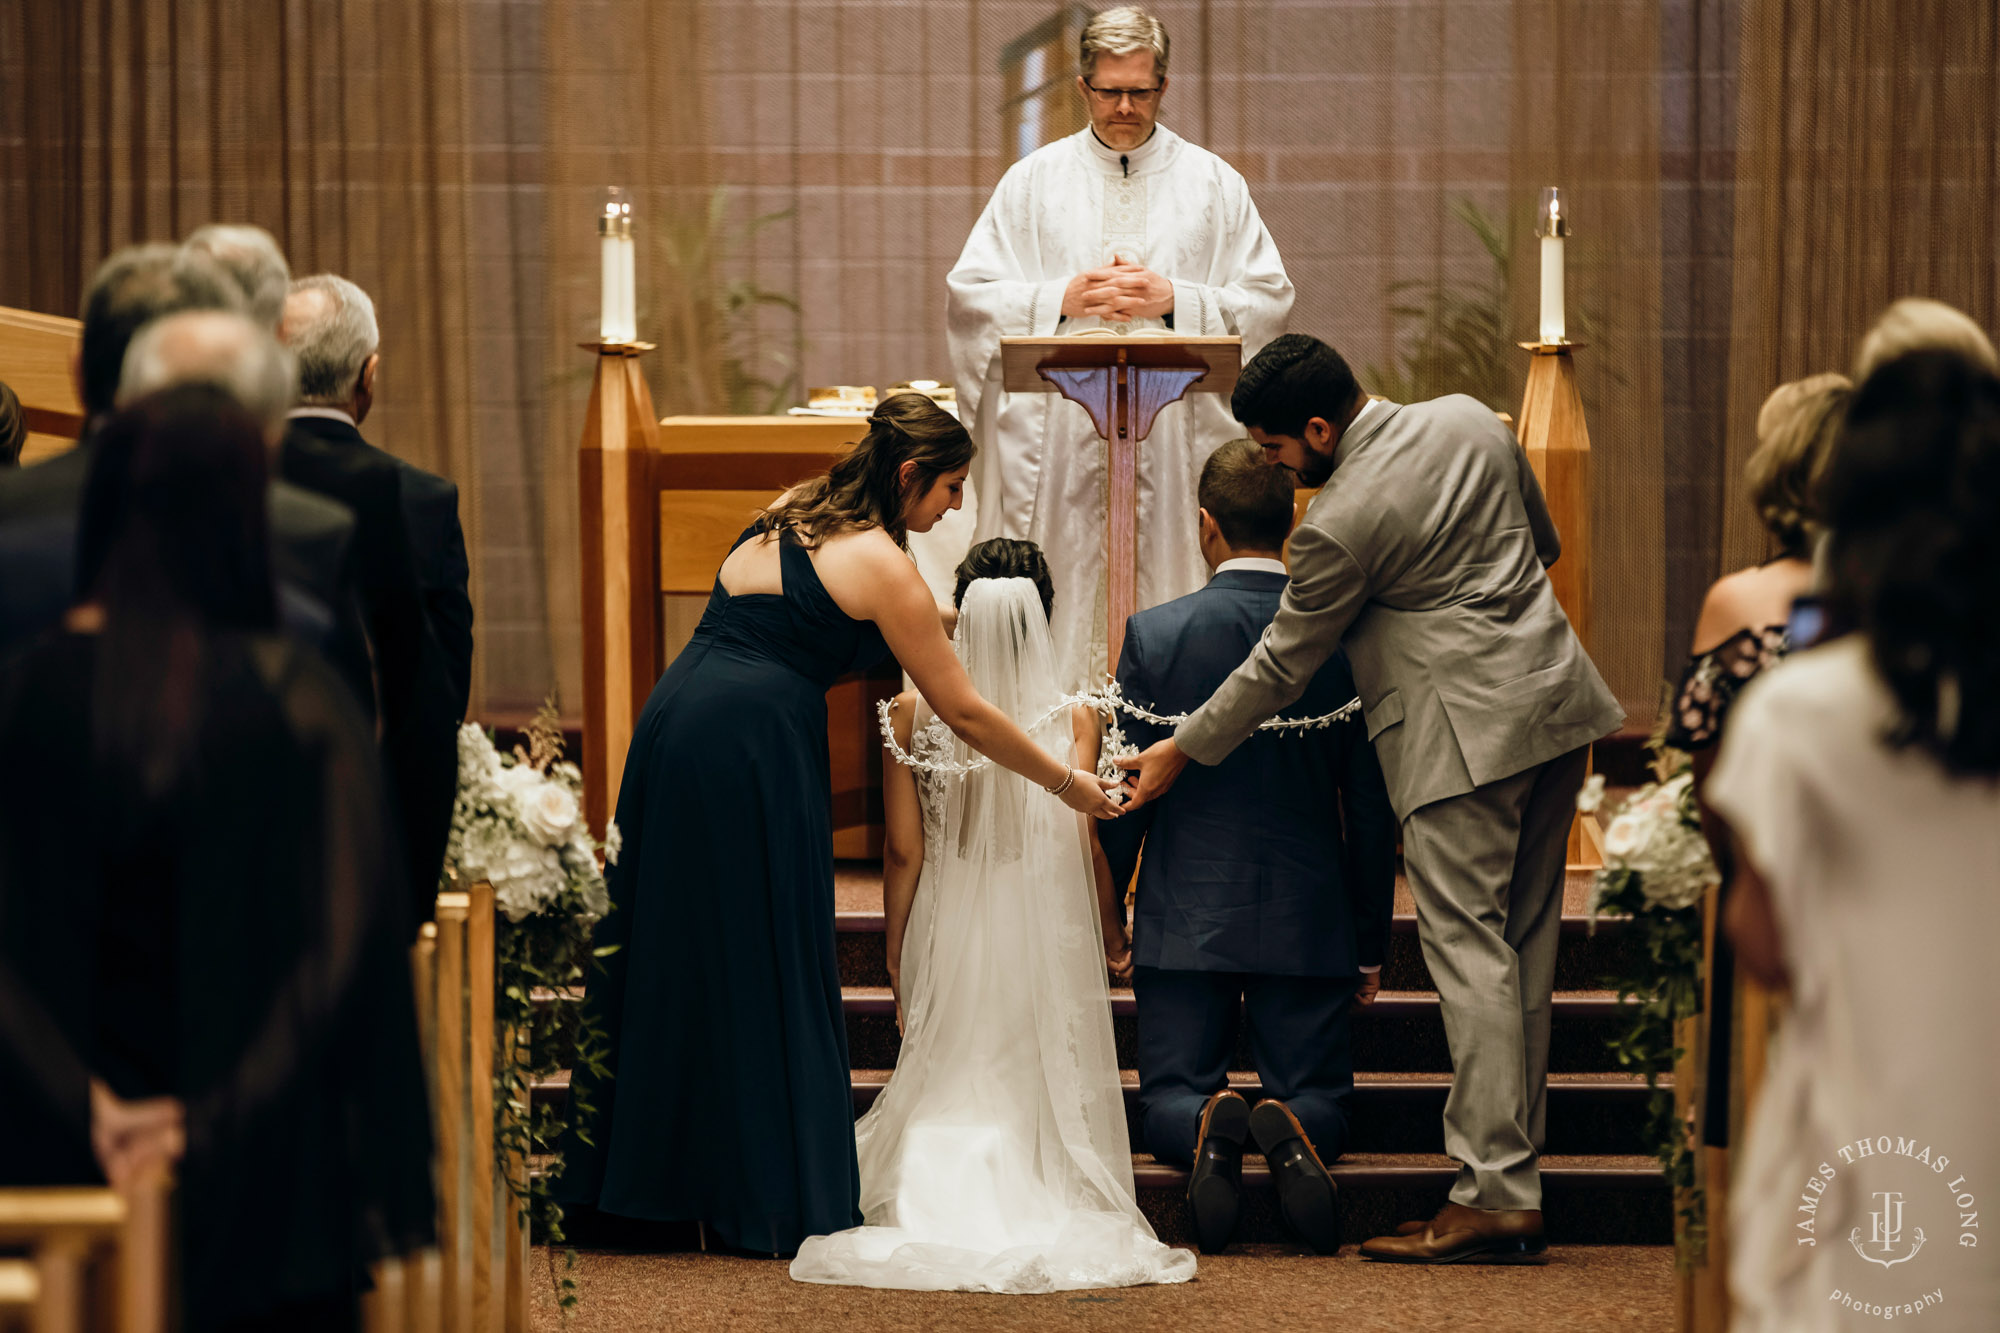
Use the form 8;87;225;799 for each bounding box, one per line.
1097;439;1397;1255
1121;335;1624;1264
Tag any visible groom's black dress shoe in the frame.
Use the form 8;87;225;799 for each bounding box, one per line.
1188;1090;1251;1254
1249;1098;1341;1255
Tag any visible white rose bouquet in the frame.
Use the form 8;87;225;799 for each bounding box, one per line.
1580;767;1719;919
445;722;618;922
1577;743;1717;1262
443;701;618;1314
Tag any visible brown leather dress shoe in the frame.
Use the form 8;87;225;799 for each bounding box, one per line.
1187;1090;1251;1254
1359;1202;1548;1264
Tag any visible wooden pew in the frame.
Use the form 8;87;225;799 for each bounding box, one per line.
0;1181;168;1333
0;305;84;463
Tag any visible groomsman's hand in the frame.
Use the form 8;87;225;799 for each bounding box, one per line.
1116;737;1189;810
1355;970;1381;1008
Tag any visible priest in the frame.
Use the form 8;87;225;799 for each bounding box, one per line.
945;4;1293;688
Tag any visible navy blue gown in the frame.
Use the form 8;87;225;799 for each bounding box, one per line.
554;523;888;1253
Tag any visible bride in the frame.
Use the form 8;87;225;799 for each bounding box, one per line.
790;540;1196;1293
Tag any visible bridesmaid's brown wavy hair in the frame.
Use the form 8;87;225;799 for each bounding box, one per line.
761;392;973;548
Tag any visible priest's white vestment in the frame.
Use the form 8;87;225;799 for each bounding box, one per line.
944;125;1294;688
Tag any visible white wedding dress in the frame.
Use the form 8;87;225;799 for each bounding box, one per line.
790;578;1196;1293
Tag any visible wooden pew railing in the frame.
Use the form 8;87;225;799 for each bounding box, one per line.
365;882;528;1333
0;1181;168;1333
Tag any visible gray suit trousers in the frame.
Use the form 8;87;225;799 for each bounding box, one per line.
1401;744;1589;1212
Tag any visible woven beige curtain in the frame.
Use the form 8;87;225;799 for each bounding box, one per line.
539;0;714;717
0;0;497;708
1512;0;1667;718
1722;0;2000;568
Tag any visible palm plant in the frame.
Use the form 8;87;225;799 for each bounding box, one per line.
1364;200;1520;413
644;186;801;415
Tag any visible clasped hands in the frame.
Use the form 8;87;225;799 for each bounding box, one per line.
1062;256;1173;323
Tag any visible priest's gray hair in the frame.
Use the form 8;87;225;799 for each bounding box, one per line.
1080;5;1169;79
118;309;298;436
182;223;292;332
284;274;381;405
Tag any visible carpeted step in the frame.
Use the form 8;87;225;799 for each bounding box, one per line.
838;986;1636;1073
1134;1152;1671;1246
530;1067;1665;1157
532;985;1642;1074
833;863;1636;993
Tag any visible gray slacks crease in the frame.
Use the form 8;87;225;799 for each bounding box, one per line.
1400;744;1590;1212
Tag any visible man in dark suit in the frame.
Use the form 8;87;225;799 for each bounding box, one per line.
1098;438;1398;1257
280;273;474;720
191;231;459;923
0;245;353;658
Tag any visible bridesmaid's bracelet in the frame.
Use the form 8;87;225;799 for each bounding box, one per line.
1045;768;1078;798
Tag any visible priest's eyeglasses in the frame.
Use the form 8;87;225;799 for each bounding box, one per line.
1082;83;1163;107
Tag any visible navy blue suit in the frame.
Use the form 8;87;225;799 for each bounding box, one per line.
1097;566;1397;1166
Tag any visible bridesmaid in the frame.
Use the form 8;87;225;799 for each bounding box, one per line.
553;393;1122;1255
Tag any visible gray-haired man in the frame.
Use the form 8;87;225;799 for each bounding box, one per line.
281;273;473;721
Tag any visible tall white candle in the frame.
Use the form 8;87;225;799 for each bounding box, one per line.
1539;235;1566;343
600;230;624;343
616;231;637;343
1536;185;1569;345
599;187;635;344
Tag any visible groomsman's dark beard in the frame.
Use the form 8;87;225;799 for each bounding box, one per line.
1290;452;1337;488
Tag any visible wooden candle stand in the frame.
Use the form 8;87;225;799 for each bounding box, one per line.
1515;341;1604;868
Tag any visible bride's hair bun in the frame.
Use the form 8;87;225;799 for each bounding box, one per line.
953;538;1054;618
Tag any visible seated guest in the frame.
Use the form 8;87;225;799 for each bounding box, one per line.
1711;349;2000;1329
0;246;353;660
1097;438;1397;1256
1670;373;1851;760
1853;295;1998;379
281;274;474;720
189;227;458;917
0;385;435;1329
0;380;24;466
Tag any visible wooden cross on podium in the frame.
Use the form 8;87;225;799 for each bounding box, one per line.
999;335;1242;672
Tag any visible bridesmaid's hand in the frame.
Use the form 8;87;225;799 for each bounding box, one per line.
1059;770;1124;821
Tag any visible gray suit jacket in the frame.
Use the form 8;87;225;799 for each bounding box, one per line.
1177;395;1624;820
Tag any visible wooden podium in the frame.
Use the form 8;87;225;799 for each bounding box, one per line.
999;334;1240;672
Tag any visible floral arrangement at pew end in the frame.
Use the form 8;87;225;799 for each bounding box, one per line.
444;700;619;1316
1578;740;1718;1267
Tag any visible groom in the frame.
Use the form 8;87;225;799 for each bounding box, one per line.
1097;439;1397;1256
1120;335;1623;1263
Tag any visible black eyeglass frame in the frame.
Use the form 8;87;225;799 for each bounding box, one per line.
1080;82;1165;104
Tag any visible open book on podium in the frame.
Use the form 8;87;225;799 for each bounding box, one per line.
1000;332;1240;673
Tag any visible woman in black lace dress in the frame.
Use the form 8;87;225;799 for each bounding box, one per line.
1668;371;1849;1162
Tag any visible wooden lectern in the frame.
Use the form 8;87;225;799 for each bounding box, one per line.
999;335;1241;672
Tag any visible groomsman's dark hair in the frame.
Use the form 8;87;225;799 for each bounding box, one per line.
1232;334;1361;439
954;538;1055;619
1199;438;1295;553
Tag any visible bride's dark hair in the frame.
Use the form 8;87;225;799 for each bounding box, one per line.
1824;349;2000;776
953;538;1054;619
761;392;972;548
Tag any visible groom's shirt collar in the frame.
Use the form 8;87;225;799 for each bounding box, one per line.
1213;557;1288;577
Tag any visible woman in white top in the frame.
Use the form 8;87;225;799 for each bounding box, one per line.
791;539;1194;1293
1708;350;2000;1332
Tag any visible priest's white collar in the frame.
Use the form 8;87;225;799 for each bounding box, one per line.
1078;124;1176;175
1215;557;1288;577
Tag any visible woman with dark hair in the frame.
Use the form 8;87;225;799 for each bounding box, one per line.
0;385;434;1331
1707;351;2000;1329
554;394;1122;1257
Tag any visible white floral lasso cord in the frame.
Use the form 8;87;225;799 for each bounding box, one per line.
878;678;1364;780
